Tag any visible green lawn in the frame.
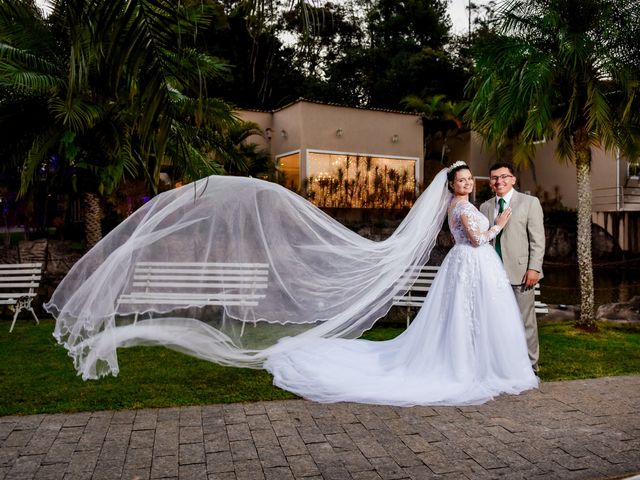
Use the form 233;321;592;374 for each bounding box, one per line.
1;318;639;416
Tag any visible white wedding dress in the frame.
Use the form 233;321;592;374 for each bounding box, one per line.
47;168;537;406
264;200;538;406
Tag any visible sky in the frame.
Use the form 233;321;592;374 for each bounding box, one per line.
448;0;492;35
34;0;490;35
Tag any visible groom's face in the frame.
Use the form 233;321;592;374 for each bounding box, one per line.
489;167;516;197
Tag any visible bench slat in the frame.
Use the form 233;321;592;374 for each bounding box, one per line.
131;281;268;289
0;263;42;269
0;270;42;276
133;274;267;282
0;282;40;288
121;292;266;300
118;298;261;306
136;261;268;268
0;292;37;297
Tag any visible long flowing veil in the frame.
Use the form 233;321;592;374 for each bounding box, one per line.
46;169;451;380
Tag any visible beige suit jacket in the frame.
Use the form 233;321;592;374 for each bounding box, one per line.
480;190;545;285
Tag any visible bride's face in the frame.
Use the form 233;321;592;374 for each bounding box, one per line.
451;169;474;195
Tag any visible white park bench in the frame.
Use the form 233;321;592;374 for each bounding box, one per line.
393;264;548;327
117;261;269;334
0;263;42;332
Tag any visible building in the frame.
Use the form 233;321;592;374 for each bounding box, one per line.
238;99;423;209
240;99;639;253
448;132;640;253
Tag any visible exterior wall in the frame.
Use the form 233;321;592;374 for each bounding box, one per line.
295;102;422;164
236;110;272;152
238;100;424;185
466;133;622;210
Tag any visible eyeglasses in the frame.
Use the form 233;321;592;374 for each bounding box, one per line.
489;174;514;182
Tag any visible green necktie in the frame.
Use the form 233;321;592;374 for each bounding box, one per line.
495;198;505;260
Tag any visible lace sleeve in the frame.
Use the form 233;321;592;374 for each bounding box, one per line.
459;203;502;247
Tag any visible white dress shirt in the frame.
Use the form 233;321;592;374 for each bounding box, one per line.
495;188;515;213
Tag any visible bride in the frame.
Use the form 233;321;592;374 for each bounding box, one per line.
264;162;538;405
46;161;537;406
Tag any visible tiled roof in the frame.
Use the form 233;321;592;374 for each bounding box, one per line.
239;98;423;117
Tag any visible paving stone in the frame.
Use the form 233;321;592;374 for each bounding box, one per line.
178;462;207;480
4;430;35;448
154;426;179;457
227;424;252;442
339;450;374;473
42;441;75;465
34;462;67;480
234;459;265;480
286;454;320;477
7;453;45;477
206;451;234;473
66;450;99;474
277;435;307;457
296;426;325;445
325;433;358;452
134;411;158;431
208;472;237;480
205;432;230;454
180;426;204;444
180;443;206;465
179;406;203;427
150;454;178;479
270;422;297;438
251;429;278;448
92;461;124;480
262;466;294;480
130;429;155;450
257;446;288;469
369;456;407;480
351;471;384;480
247;415;272;431
124;447;153;469
230;440;259;461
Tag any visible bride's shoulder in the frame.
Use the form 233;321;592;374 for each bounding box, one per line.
450;199;473;212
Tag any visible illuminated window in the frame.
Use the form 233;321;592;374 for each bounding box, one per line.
306;152;416;208
276;152;300;190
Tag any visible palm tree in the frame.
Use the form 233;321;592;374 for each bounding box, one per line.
466;0;640;330
0;0;236;247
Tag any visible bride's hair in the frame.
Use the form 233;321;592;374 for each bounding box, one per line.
446;162;471;192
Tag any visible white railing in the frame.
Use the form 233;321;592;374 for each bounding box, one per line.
592;186;640;211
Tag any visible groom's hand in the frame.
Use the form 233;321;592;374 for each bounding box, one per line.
522;269;540;290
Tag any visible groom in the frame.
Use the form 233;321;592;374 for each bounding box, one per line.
480;162;545;373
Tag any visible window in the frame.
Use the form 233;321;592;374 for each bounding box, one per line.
276;152;301;190
306;152;416;208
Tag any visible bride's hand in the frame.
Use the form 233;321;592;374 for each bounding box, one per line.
495;207;512;229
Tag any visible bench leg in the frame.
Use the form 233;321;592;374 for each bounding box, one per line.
9;307;21;333
29;307;39;325
9;297;38;333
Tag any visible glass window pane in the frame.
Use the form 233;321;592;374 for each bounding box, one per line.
306;153;416;208
277;153;300;190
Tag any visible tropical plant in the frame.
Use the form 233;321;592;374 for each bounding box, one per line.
402;94;469;164
466;0;640;330
0;0;236;247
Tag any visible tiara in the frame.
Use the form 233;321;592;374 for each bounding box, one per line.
447;160;467;173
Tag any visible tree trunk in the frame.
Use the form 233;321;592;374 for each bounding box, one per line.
83;192;103;249
574;142;597;331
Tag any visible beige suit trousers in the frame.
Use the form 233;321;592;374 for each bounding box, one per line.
512;285;539;372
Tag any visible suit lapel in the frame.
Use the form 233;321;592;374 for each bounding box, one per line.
488;198;496;224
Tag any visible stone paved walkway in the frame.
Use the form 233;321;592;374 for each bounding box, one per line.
1;376;639;480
